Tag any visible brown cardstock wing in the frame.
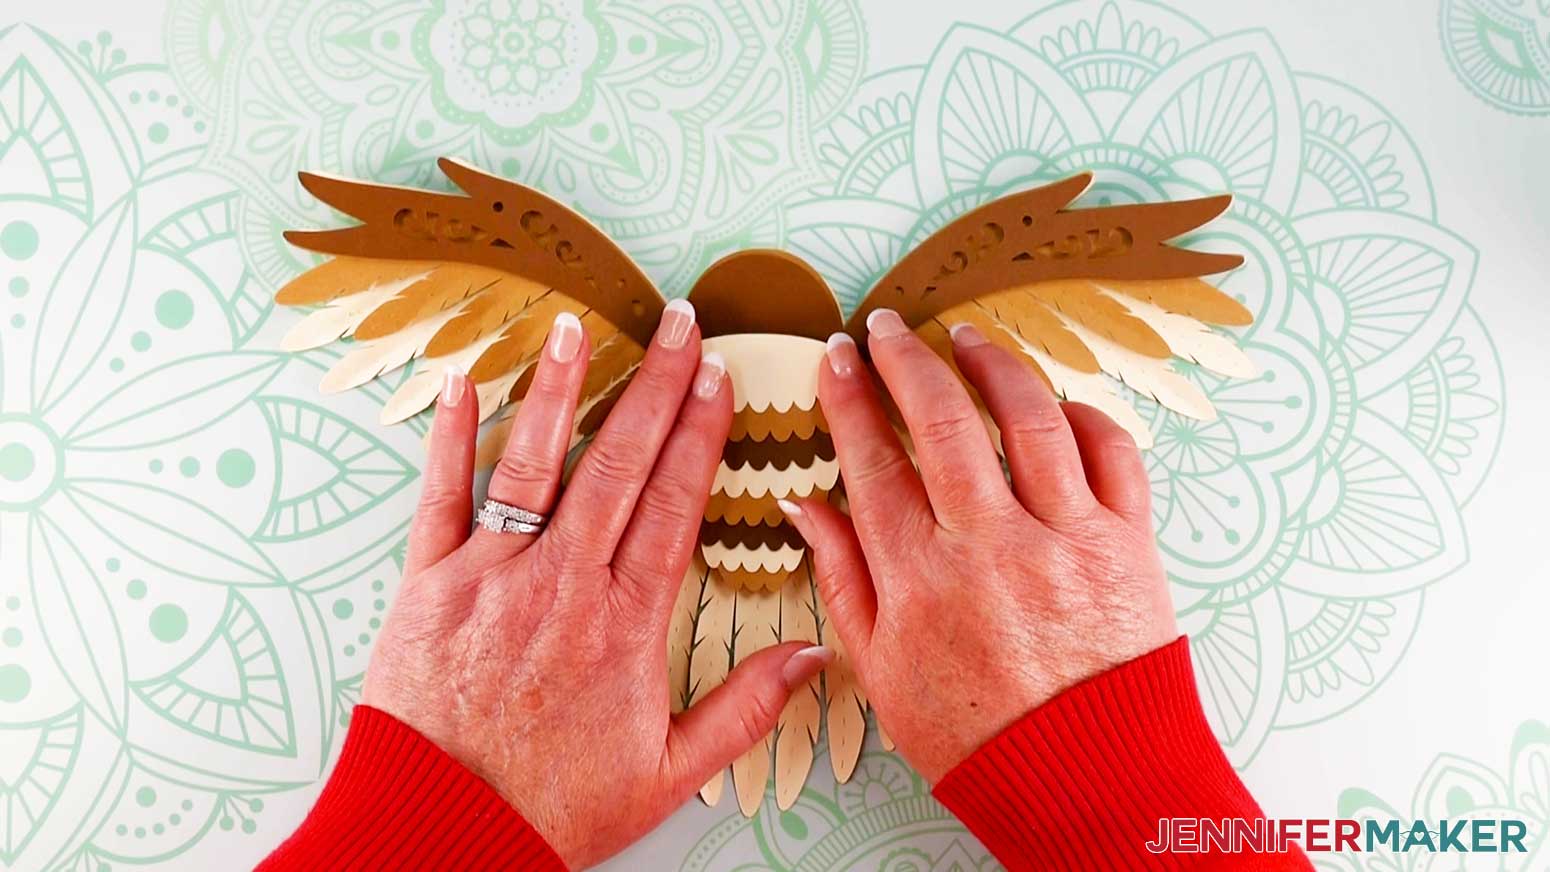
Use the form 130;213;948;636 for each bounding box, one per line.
843;173;1246;341
284;157;666;348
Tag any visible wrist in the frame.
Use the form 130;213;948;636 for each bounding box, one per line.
933;637;1291;870
259;706;566;871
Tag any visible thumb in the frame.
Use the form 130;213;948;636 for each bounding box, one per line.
779;498;877;657
664;642;831;795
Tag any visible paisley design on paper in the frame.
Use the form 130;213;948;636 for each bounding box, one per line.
1328;719;1550;870
162;0;867;296
0;25;422;870
781;0;1504;770
1440;0;1550;114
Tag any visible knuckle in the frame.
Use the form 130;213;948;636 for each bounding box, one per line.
848;448;911;489
916;410;979;449
647;463;707;509
525;370;572;406
493;451;554;491
580;440;646;488
735;692;781;743
1000;410;1069;450
632;355;686;398
416;483;465;512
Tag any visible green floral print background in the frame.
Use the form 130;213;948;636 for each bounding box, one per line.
0;0;1540;868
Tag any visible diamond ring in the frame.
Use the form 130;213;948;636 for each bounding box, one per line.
476;498;547;535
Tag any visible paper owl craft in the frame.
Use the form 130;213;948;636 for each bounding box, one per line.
276;158;1256;816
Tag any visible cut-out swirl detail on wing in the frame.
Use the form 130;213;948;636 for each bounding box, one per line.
843;174;1257;445
276;160;665;448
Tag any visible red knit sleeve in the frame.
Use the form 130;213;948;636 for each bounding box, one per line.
933;637;1310;871
258;706;566;871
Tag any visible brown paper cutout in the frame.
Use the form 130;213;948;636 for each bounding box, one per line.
699;519;805;552
774;565;821;809
701;334;824;413
729;585;779;816
843;172;1242;341
729;404;827;442
712;566;790;593
688;250;844;340
276;160;1258;819
704;489;830;527
721;431;835;471
286;158;665;347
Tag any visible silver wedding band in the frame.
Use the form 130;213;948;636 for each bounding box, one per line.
476;498;548;536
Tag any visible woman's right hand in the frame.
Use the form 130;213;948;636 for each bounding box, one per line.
781;309;1180;783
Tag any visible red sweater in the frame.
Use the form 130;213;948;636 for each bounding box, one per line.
260;638;1309;870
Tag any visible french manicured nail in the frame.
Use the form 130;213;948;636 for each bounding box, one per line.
825;332;858;376
866;308;908;339
440;364;466;407
659;298;696;349
777;498;810;540
547;312;582;362
694;351;726;399
949;322;988;348
782;645;834;689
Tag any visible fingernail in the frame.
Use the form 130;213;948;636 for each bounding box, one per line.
866;308;908;339
440;363;466;407
949;322;988;348
547;312;582;362
782;645;833;689
694;351;726;399
659;298;696;349
777;498;809;540
825;332;857;376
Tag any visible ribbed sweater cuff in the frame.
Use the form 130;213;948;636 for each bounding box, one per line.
933;636;1307;871
259;705;566;871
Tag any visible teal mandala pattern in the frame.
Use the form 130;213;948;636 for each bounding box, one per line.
1441;0;1550;114
0;25;424;869
162;0;867;297
1319;720;1550;870
776;0;1506;774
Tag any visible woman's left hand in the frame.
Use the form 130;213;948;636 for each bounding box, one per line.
363;303;829;869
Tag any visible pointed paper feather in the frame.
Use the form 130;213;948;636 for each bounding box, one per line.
352;264;513;340
973;288;1101;372
280;281;413;352
275;256;437;306
1104;290;1258;379
818;594;866;783
991;319;1155;448
731;587;780;816
319;300;469;393
775;563;821;810
428;283;557;357
1060;312;1215;421
1103;277;1253;326
1022;280;1170;359
468;296;591;383
381;318;520;424
930;306;1054;391
690;575;736;807
667;559;707;714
